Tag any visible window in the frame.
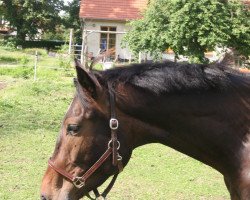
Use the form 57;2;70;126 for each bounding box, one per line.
100;26;116;52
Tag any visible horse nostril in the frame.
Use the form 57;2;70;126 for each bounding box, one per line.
40;194;47;200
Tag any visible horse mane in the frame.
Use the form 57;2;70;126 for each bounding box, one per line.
98;61;230;95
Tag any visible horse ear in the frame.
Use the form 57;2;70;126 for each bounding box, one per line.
74;59;102;99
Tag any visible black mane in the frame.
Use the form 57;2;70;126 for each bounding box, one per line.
99;61;230;95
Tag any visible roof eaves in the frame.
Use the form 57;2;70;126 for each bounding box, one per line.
80;16;134;22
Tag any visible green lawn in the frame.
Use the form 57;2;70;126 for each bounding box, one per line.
0;47;229;200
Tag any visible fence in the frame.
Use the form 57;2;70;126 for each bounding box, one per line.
2;45;248;81
0;49;74;81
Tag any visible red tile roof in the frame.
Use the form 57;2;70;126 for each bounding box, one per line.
243;0;250;7
80;0;148;21
80;0;249;21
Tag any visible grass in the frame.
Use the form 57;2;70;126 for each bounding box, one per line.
0;47;229;200
0;76;74;200
0;56;19;63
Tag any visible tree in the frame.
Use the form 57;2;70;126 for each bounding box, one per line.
63;0;81;43
123;0;250;63
1;0;64;42
43;0;81;43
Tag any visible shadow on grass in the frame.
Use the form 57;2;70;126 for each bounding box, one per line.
0;56;18;63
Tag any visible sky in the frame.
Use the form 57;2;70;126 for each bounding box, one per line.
64;0;72;5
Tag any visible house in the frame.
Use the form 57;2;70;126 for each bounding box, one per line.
79;0;250;63
79;0;148;61
0;16;11;36
243;0;250;6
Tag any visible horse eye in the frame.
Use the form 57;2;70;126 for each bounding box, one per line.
67;124;80;135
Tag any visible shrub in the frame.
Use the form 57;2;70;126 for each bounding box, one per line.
1;38;16;51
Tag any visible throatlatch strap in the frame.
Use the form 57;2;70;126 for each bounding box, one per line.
101;174;118;197
108;82;118;166
86;174;119;200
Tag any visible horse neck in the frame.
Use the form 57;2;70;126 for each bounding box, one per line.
116;87;249;174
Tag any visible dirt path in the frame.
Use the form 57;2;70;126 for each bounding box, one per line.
0;81;7;90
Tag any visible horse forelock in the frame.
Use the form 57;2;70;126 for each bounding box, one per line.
99;61;230;95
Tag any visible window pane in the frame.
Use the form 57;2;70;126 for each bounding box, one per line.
109;34;116;39
101;27;108;31
100;27;117;55
109;39;116;45
110;27;116;32
100;33;108;50
101;33;107;39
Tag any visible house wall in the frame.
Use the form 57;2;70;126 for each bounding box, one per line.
84;20;133;60
83;20;220;63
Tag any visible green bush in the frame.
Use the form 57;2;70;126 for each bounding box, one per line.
0;39;4;46
1;38;16;51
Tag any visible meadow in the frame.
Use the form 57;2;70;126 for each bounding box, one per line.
0;47;229;200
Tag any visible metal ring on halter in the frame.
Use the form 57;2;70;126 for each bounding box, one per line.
109;118;119;130
108;140;120;150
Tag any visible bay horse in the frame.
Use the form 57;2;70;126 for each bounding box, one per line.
41;59;250;200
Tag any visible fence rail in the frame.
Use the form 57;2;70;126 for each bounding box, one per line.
0;64;73;70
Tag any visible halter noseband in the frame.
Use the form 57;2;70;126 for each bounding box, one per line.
48;78;123;199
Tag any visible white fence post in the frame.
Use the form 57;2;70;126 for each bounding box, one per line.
81;29;87;65
68;29;74;55
34;51;38;81
139;52;142;63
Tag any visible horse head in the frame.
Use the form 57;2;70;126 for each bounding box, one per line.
40;60;132;200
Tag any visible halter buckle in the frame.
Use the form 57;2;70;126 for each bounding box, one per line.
117;153;123;161
109;118;119;130
73;177;85;189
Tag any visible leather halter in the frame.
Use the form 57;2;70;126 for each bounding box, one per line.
48;78;123;199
